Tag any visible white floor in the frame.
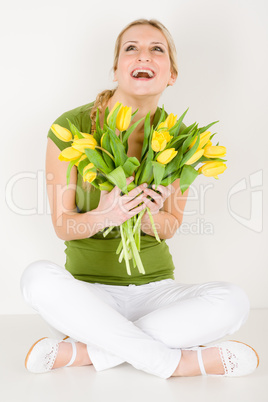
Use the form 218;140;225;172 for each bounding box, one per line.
1;310;267;402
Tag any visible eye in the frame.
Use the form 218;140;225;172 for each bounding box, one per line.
152;46;164;52
126;45;136;51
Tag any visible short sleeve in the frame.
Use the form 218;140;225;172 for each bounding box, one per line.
47;111;80;152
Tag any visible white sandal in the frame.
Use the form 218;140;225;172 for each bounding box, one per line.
25;337;77;373
196;340;259;376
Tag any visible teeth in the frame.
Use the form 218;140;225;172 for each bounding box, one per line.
132;69;154;78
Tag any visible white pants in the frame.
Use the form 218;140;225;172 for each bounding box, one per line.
20;260;250;379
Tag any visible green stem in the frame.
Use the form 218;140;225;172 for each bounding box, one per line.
120;223;131;275
146;207;161;243
102;225;115;237
126;219;145;274
95;146;115;162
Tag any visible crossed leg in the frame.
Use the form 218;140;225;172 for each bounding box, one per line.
20;260;250;378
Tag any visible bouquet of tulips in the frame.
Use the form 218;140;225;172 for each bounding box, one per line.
50;102;227;275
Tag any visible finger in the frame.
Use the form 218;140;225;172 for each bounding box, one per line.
143;188;162;202
126;176;135;184
123;191;147;211
123;183;148;203
143;195;163;211
152;184;173;199
128;200;148;216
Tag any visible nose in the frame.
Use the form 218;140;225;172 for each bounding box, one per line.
137;49;151;62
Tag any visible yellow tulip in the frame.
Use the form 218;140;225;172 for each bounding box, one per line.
100;133;105;148
164;113;177;129
83;170;97;183
185;149;204;165
198;161;227;179
80;132;93;139
83;162;95;173
203;145;226;158
116;105;132;131
83;163;97;183
158;122;168;130
162;131;173;142
189;131;211;150
58;147;82;161
107;101;121;123
72;137;97;152
75;154;88;166
50;124;72;142
204;140;212;148
157;148;178;164
151;131;167;152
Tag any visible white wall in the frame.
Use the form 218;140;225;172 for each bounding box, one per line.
2;0;267;313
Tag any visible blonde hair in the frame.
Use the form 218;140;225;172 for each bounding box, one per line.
90;19;178;131
85;19;178;191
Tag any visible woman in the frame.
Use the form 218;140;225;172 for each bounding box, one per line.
20;19;259;379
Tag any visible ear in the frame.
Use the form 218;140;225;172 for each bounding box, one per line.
113;69;118;82
168;70;177;86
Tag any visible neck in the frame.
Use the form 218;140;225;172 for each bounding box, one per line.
107;89;161;133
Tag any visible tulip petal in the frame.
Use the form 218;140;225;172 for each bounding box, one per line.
59;147;82;161
50;124;72;142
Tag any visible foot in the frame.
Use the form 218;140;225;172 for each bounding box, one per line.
53;341;92;369
171;347;225;377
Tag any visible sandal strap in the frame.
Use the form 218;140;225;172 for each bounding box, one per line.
63;340;77;367
197;348;207;375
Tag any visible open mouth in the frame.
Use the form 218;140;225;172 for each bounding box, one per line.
131;69;155;80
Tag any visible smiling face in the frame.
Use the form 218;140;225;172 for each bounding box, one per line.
114;24;177;97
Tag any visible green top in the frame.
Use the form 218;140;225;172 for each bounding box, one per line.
47;100;182;286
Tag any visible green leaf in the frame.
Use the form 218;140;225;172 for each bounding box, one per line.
134;157;146;185
199;120;219;134
180;122;198;136
104;106;109;126
151;161;166;188
66;118;83;139
163;147;183;177
98;180;114;192
209;133;217;141
182;128;198;154
106;126;128;167
161;169;182;186
190;156;227;168
141;115;153;161
77;157;90;177
107;103;122;131
106;166;127;193
179;165;199;194
180;132;200;167
139;160;153;184
139;144;154;183
168;108;189;137
122;116;145;145
94;108;103;143
66;158;80;186
122;157;140;177
130;108;139;121
101;132;115;171
84;148;111;174
154;104;166;130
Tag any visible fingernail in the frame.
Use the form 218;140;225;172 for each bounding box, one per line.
152;184;155;189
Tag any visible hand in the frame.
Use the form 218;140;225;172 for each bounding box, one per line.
96;176;149;227
142;183;175;215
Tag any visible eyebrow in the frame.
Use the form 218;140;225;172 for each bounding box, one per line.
122;40;167;48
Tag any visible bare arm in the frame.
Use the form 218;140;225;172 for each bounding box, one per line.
140;179;189;239
46;138;149;240
45;138;107;240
